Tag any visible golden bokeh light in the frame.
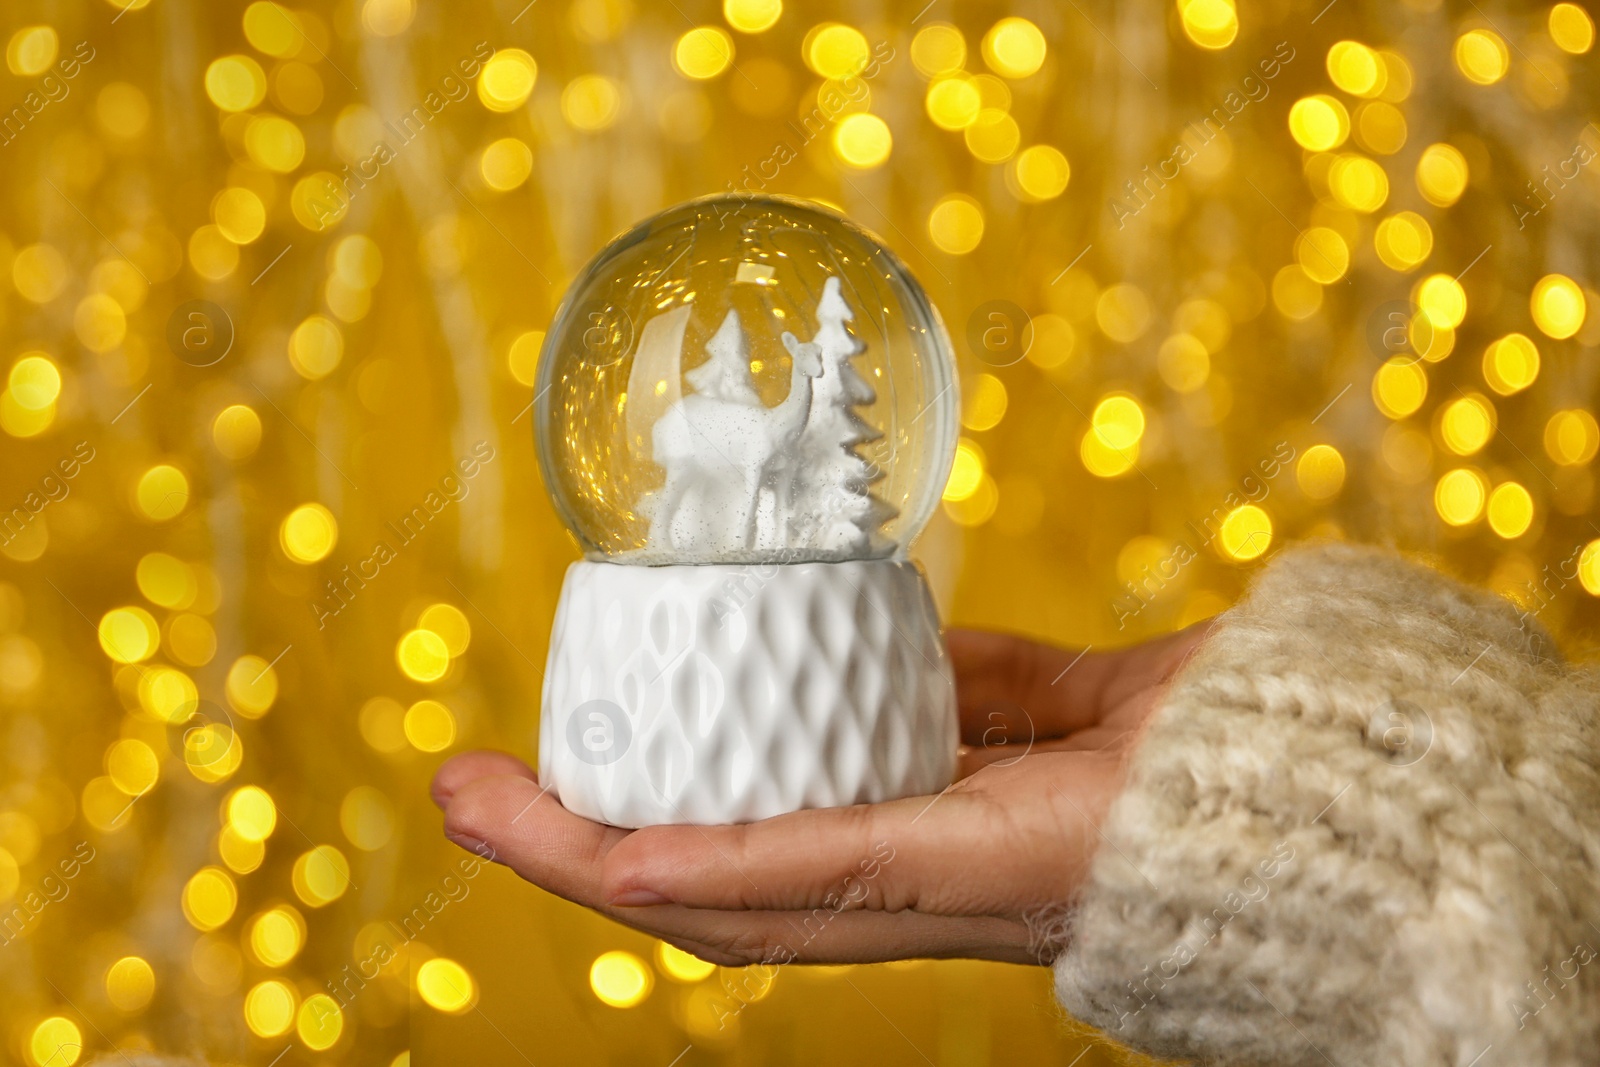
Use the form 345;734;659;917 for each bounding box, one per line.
280;503;339;563
1296;228;1349;285
1435;468;1489;525
675;26;735;79
1438;393;1495;456
1483;333;1541;396
1374;211;1433;272
404;698;458;752
226;654;280;717
397;629;450;682
1179;0;1239;50
1096;283;1153;343
925;75;981;130
98;607;159;664
136;552;197;610
1217;505;1272;561
1544;409;1600;466
927;195;984;255
1158;333;1210;394
244;980;297;1038
961;373;1009;432
481;137;534;191
212;404;263;460
1415;274;1467;330
292;845;352;907
657;941;717;982
981;17;1047;78
1529;274;1586;339
2;7;1597;1063
508;330;544;387
6;26;58;76
362;0;416;37
106;956;156;1013
1011;144;1071;201
205;55;267;111
1372;357;1428;420
249;905;306;967
181;866;239;932
1272;265;1323;321
138;666;199;723
943;439;985;502
805;24;869;79
242;2;302;57
479;48;537;111
107;738;159;796
1550;3;1595;53
340;785;396;850
1486;481;1534;539
1296;445;1346;501
9;354;61;410
135;465;190;521
1288;95;1350;151
562;74;624;130
830;112;890;168
298;994;345;1050
964;108;1021;162
1327;40;1383;96
590;950;653;1008
29;1017;82;1067
1328;154;1389;213
1091;395;1146;451
288;315;345;380
1081;427;1139;479
725;0;782;34
418;958;477;1012
1454;29;1509;85
911;24;966;77
418;603;472;656
1354;101;1407;155
226;785;278;841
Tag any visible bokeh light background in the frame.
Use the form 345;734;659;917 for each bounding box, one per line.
1;0;1597;1064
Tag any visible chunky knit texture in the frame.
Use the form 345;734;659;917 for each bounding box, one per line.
1052;542;1600;1066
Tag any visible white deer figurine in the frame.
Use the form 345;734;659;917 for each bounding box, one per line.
651;326;824;554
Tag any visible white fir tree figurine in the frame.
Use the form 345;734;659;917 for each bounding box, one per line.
791;276;895;553
684;309;760;405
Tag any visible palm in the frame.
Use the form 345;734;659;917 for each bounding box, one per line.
432;624;1208;968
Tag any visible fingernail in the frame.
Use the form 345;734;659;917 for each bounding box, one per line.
611;888;670;907
446;832;490;855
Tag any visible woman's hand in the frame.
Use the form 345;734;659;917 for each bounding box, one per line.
430;625;1208;968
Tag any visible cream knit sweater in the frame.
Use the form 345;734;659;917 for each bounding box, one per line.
1051;543;1600;1066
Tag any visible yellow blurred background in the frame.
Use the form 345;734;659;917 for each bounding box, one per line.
1;0;1597;1063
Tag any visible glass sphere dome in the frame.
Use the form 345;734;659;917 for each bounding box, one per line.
535;194;958;565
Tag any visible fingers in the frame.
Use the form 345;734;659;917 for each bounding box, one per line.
443;772;628;907
598;755;1102;920
948;623;1211;743
431;750;535;807
600;795;934;913
438;773;1042;967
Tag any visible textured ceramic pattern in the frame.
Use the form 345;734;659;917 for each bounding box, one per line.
539;559;958;827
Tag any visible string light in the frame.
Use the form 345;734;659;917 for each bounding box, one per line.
2;6;1596;1060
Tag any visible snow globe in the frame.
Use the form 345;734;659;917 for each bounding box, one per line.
534;194;959;827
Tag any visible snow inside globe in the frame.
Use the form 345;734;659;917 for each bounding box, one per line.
534;194;959;828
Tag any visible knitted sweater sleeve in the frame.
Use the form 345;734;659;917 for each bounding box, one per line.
1051;542;1600;1067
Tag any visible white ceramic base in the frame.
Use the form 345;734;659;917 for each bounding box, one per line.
538;559;957;827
